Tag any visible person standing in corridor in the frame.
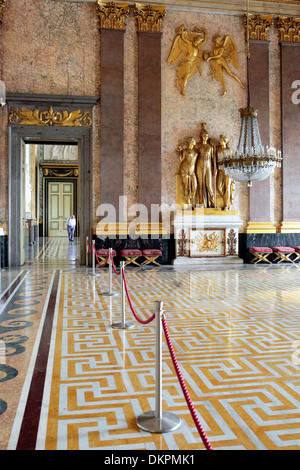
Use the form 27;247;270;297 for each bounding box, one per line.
66;215;76;241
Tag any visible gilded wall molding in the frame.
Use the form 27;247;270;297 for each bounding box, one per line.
96;1;130;30
244;13;274;41
277;16;300;43
9;106;92;127
0;0;6;24
133;3;166;32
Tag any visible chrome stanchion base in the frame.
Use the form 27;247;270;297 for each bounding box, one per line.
102;291;119;297
136;411;181;433
111;321;135;329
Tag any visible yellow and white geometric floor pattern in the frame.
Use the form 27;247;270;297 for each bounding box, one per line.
2;238;300;451
42;268;300;450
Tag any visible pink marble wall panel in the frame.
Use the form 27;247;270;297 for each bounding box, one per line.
0;1;283;233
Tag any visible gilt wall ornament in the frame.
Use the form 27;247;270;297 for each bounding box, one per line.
9;106;92;127
243;13;274;41
277;16;300;43
133;3;166;32
0;0;6;23
167;25;207;95
175;123;235;211
96;1;130;30
167;27;244;96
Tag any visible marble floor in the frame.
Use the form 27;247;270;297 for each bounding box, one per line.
1;237;300;451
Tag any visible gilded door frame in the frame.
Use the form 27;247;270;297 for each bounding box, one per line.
7;93;98;266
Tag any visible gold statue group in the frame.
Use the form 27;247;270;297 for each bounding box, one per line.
176;123;235;210
167;26;245;96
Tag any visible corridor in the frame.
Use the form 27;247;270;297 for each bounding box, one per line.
0;237;300;451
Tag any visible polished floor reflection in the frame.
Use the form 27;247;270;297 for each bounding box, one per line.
1;237;300;450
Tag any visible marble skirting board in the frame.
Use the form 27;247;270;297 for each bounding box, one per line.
0;235;8;268
94;236;175;265
239;233;300;263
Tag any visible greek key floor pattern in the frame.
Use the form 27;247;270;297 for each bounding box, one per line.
1;238;300;451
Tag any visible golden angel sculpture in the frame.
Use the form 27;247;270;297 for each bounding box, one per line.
204;34;245;96
167;25;207;95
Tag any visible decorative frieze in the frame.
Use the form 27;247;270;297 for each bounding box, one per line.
133;3;166;33
277;16;300;43
9;106;92;127
96;1;130;30
244;13;274;41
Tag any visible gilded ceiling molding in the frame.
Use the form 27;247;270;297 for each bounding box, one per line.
276;16;300;43
133;3;166;33
9;106;92;127
96;1;130;30
244;13;274;41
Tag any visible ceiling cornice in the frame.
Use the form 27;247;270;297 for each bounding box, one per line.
61;0;300;16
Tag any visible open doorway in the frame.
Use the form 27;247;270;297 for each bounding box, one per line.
8;116;95;266
22;141;79;262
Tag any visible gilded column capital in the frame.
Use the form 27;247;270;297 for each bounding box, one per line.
96;1;130;30
244;13;274;41
133;3;166;33
276;16;300;43
0;0;6;24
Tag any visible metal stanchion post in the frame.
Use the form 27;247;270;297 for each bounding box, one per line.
89;240;100;277
86;236;89;267
102;248;119;296
136;301;181;433
112;261;134;329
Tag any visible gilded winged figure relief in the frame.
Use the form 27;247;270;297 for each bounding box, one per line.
204;34;245;96
167;25;207;95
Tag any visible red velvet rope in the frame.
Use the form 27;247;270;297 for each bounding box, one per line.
110;252;121;275
86;239;92;254
122;269;155;324
93;245;109;267
162;317;213;450
108;250;213;449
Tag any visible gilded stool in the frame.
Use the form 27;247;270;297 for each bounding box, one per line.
96;248;116;266
120;249;142;266
272;246;295;263
293;246;300;262
141;249;162;266
249;247;272;264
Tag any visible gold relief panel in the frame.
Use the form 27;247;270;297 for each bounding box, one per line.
0;0;6;23
277;16;300;43
190;228;225;257
244;13;274;41
134;3;166;33
9;106;92;127
96;1;130;30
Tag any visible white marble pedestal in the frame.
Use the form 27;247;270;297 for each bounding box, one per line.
173;209;244;265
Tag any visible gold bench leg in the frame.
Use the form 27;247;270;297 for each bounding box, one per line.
142;256;160;266
274;253;294;263
250;253;271;264
124;256;141;266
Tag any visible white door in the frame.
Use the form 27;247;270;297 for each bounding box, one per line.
48;182;74;237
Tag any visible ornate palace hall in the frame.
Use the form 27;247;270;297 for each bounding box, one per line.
1;237;300;451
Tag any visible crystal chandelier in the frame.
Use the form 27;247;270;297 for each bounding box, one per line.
217;1;282;187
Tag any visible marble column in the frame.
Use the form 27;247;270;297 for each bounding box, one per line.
134;4;165;212
277;16;300;232
96;1;130;217
245;14;276;234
